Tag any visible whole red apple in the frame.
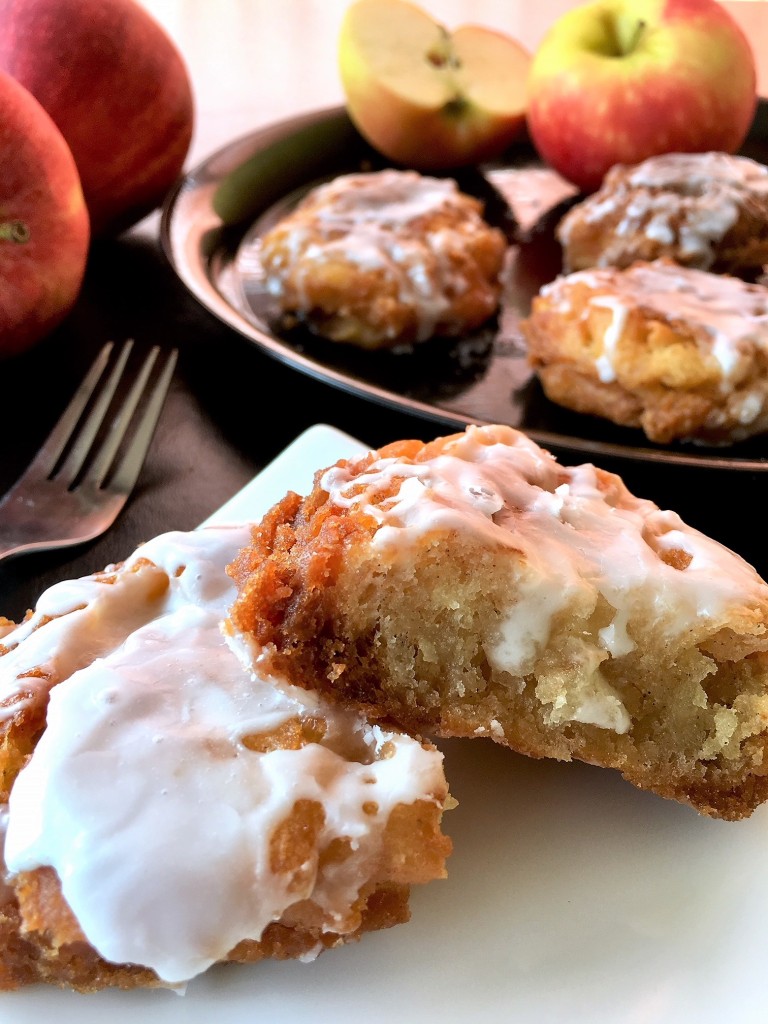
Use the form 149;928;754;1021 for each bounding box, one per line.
0;70;89;358
526;0;758;193
0;0;194;237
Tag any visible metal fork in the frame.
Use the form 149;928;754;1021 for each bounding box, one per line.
0;340;178;564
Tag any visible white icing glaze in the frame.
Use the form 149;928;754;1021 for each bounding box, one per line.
1;526;446;985
321;425;768;732
311;170;459;227
590;295;629;383
541;259;768;387
261;169;497;341
627;152;768;194
558;152;768;269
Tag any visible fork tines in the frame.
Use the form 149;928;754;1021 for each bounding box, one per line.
35;340;178;494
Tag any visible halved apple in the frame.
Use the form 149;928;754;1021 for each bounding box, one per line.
338;0;531;169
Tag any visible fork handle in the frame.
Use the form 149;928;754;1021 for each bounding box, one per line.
0;539;45;563
0;525;109;564
0;489;109;565
0;491;39;562
0;492;55;563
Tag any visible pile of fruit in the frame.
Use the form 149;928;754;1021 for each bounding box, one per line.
0;0;194;358
340;0;757;194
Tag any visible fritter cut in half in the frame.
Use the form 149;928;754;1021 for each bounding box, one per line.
228;424;768;821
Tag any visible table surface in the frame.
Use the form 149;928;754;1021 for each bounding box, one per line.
2;0;768;621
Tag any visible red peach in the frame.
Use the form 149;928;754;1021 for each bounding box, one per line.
0;70;90;358
0;0;195;236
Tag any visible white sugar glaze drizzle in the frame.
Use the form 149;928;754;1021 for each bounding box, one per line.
627;152;768;193
589;296;629;383
541;259;768;389
321;425;768;732
261;169;495;341
1;525;446;986
558;152;768;269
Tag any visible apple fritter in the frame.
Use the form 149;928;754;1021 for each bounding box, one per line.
257;168;507;349
521;257;768;445
0;524;451;992
557;152;768;277
227;422;768;821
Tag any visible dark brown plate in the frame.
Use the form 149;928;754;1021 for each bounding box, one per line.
160;101;768;471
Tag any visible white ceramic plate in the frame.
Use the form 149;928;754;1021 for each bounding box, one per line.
2;424;767;1024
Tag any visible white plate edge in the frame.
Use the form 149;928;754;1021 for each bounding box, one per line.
199;423;368;529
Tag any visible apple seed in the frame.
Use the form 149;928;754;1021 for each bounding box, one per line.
426;26;461;70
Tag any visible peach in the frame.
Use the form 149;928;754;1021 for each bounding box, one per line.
0;0;195;236
0;70;89;358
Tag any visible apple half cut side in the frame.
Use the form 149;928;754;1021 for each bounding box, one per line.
338;0;531;170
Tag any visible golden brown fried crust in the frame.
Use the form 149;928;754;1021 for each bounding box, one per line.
0;787;449;991
0;867;413;992
0;785;450;991
227;441;457;700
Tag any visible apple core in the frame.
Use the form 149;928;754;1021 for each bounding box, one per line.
0;220;29;243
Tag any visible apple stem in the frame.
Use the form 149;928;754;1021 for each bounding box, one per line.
0;220;30;243
626;18;646;53
612;17;646;56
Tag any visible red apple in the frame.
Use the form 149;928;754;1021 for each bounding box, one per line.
339;0;531;170
0;0;194;237
526;0;758;194
0;70;89;358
